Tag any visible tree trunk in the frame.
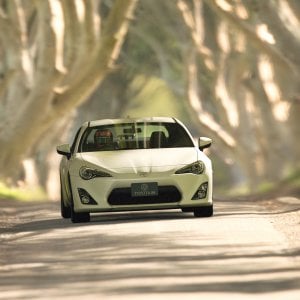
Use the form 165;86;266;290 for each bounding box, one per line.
0;0;138;183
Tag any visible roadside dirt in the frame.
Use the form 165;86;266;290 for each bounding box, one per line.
265;197;300;255
221;188;300;259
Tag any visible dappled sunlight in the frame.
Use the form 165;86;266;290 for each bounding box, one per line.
217;15;246;54
273;101;291;122
198;113;236;148
258;67;280;102
256;24;276;45
278;0;300;39
1;199;300;299
109;22;131;68
216;0;248;20
234;1;248;20
1;0;299;231
74;0;85;22
245;92;255;115
258;55;290;122
215;75;239;128
21;50;33;86
215;0;232;12
15;2;34;86
217;22;231;53
187;62;236;147
49;0;66;73
177;0;215;71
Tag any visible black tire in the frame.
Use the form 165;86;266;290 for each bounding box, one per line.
66;174;90;223
60;179;71;218
61;194;71;218
70;206;90;223
193;205;213;218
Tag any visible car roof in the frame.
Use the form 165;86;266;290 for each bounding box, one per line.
85;117;177;127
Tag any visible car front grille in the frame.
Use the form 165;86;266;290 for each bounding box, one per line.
108;186;181;205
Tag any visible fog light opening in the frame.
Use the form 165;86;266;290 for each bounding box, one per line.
192;182;208;200
78;188;98;205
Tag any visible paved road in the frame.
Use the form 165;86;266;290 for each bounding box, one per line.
0;197;300;300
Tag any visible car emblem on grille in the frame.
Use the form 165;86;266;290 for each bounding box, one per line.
141;184;148;192
138;172;148;177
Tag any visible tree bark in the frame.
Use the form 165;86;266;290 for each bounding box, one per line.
0;0;138;182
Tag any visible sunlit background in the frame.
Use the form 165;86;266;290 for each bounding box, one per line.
0;0;299;201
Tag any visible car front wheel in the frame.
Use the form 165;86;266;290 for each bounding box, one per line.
61;194;71;218
193;205;213;218
70;204;90;223
60;180;71;218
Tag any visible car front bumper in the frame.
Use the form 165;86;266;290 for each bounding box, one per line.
70;171;212;213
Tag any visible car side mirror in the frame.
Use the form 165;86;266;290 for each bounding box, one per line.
57;144;71;158
199;137;212;151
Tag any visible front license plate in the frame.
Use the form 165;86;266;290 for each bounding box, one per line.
131;182;158;197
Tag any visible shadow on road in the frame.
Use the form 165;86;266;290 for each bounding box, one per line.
1;197;300;298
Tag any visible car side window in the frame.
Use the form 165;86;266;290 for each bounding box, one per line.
166;124;194;147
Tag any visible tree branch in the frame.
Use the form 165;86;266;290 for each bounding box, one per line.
51;0;138;117
204;0;297;75
186;50;236;149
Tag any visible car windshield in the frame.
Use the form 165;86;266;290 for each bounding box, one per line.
79;122;194;152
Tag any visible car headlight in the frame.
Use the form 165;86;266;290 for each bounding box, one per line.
175;161;205;175
79;166;112;180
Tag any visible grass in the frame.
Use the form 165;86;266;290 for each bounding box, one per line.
219;169;300;200
284;168;300;186
0;181;47;202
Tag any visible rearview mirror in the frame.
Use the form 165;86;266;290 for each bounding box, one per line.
57;144;71;157
199;137;212;151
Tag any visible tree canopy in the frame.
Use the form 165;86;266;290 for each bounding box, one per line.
0;0;299;195
125;0;300;189
0;0;137;181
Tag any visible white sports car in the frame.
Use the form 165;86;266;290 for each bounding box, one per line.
57;117;213;223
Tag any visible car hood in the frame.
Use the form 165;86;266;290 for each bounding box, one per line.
78;148;199;173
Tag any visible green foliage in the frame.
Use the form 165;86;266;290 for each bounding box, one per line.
222;168;300;198
257;182;276;194
284;169;300;186
0;182;47;202
123;75;188;121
